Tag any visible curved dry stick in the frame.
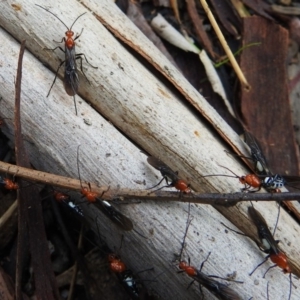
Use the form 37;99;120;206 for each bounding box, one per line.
0;160;108;196
199;0;250;90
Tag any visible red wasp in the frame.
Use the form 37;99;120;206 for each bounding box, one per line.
108;254;140;298
76;146;133;231
247;206;292;276
204;165;287;193
147;156;191;193
179;257;242;300
0;176;18;191
79;183;98;203
248;206;293;300
222;206;293;299
53;190;83;217
108;253;154;299
244;131;300;192
203;165;262;192
36;5;97;115
178;217;242;300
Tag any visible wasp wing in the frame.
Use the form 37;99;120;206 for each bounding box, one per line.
95;200;133;231
194;271;242;300
64;46;79;96
244;131;271;175
279;176;300;191
248;206;279;254
147;156;178;182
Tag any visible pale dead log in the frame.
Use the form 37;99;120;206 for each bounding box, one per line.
0;1;299;299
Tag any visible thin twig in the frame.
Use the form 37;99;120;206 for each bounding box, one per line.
1;161;300;204
116;190;300;205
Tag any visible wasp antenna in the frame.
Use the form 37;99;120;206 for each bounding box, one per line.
273;202;281;236
266;280;270;300
199;252;211;272
70;12;87;30
77;144;83;189
288;273;292;300
218;165;240;178
35;5;69;30
179;205;193;261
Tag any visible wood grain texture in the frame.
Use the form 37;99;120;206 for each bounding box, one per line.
240;16;299;176
0;1;299;299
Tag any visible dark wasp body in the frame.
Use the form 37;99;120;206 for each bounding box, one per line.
147;156;191;193
179;261;242;300
248;206;291;275
36;5;97;115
